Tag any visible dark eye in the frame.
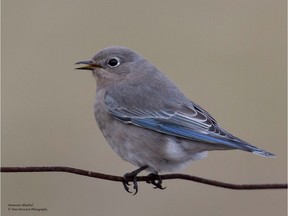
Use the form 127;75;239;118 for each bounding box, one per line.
107;57;120;67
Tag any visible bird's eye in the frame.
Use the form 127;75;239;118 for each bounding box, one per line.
107;57;120;67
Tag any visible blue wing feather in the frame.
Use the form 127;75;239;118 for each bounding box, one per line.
106;95;276;158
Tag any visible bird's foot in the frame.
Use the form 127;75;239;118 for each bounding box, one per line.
122;173;138;195
122;166;148;195
146;173;166;190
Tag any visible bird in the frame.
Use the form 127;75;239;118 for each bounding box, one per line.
75;46;276;194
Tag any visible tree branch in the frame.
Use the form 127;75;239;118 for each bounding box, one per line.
1;166;287;190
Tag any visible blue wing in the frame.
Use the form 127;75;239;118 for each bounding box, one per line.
105;94;276;158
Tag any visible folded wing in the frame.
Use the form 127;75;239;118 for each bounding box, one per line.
105;94;276;158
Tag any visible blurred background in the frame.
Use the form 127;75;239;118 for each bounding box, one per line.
1;0;286;215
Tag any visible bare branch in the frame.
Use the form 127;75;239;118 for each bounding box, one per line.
1;166;287;190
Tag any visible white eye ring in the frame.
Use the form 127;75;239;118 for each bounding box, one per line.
107;57;120;67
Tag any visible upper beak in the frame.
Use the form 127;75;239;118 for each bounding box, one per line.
74;60;101;70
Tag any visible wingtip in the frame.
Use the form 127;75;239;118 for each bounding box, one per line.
252;150;277;158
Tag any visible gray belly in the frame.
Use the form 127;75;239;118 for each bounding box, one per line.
95;105;208;172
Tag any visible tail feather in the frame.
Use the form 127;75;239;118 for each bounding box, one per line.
250;148;277;158
230;139;277;158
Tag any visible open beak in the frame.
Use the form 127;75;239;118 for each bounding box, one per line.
74;60;101;70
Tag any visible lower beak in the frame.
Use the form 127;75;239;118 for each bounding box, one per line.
74;60;100;70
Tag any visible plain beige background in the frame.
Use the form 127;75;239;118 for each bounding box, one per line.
1;0;287;215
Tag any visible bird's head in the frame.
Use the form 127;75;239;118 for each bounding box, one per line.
75;46;148;85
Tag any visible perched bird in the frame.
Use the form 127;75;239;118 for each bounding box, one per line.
75;46;276;194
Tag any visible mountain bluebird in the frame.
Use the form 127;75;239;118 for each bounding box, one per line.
75;46;276;194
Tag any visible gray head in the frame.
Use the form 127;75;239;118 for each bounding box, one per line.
75;46;152;84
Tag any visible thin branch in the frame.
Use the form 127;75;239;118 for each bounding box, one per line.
1;166;287;190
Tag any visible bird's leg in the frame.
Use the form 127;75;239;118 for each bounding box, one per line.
122;165;148;195
146;173;166;190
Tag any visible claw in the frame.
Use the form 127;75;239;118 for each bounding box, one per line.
122;177;133;194
121;166;148;195
146;173;166;190
122;173;139;195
